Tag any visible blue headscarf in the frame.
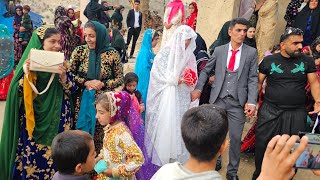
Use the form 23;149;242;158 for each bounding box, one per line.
0;24;14;78
134;29;156;118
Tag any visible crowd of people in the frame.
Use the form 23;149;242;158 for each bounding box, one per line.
0;0;320;180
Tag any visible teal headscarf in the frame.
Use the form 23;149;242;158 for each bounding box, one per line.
86;21;113;80
0;24;14;78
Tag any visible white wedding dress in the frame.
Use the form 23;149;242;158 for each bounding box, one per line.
146;25;197;166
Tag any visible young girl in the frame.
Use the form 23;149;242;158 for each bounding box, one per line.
95;91;159;180
123;72;144;114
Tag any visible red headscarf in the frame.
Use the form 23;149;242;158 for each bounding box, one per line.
185;2;198;30
167;0;185;24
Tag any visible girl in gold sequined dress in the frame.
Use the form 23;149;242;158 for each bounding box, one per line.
94;91;144;180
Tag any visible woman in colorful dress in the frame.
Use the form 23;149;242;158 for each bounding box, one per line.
54;6;81;60
0;24;14;100
160;0;185;48
0;26;77;180
133;29;160;120
69;20;123;167
13;5;29;66
185;2;198;31
146;25;197;166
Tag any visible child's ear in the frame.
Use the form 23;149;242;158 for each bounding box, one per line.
218;138;229;155
75;163;82;174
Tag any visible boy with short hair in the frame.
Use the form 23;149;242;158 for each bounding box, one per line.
151;104;228;180
51;130;96;180
19;5;32;44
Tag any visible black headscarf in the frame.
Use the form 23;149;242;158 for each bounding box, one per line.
111;28;126;50
209;21;231;55
194;33;207;56
244;37;256;48
54;6;67;26
84;0;102;21
292;2;320;38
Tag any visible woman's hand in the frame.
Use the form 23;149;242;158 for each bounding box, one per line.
315;58;320;66
85;80;104;90
178;78;184;85
24;58;31;71
164;22;172;29
57;65;67;83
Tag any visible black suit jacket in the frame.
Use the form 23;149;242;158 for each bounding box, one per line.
126;9;142;28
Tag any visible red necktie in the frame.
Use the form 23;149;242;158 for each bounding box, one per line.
228;50;239;71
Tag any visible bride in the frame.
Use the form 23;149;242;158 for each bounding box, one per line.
146;25;198;166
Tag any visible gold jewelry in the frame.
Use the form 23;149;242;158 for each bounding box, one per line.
36;25;54;40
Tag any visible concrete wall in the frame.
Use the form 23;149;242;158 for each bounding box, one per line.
196;0;290;48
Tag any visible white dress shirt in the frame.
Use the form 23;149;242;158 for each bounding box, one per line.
134;10;140;28
226;43;243;70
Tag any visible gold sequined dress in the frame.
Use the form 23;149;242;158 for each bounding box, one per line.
97;122;144;180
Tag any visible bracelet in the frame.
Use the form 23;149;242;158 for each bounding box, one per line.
111;168;120;178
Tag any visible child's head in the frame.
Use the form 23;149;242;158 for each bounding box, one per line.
22;5;30;14
181;104;229;162
51;130;96;175
123;72;138;94
95;93;111;126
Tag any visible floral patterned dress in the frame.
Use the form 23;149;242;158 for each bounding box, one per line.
69;44;124;158
12;73;77;180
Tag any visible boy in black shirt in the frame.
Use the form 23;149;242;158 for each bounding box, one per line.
253;27;320;179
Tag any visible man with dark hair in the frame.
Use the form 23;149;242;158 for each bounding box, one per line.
51;130;96;180
151;104;228;179
191;17;258;180
252;27;320;179
126;0;142;58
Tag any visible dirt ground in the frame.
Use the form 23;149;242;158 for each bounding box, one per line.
0;33;318;179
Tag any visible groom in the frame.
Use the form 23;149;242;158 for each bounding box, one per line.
191;18;258;180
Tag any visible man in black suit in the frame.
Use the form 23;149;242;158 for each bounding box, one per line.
126;0;142;58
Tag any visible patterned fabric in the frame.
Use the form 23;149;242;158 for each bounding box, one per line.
97;122;144;180
284;0;302;27
146;25;197;165
69;45;123;178
54;13;81;61
13;10;31;65
7;25;78;179
0;24;14;79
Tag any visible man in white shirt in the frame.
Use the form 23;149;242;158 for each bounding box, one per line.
126;0;142;58
191;18;258;180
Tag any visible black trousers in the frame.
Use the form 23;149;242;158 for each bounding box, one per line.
126;27;141;56
252;102;307;180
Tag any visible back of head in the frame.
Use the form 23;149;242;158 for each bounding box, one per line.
181;104;228;162
51;130;93;174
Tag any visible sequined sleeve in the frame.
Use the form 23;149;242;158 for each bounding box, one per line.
60;72;78;95
116;131;144;177
104;50;124;90
69;46;88;89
